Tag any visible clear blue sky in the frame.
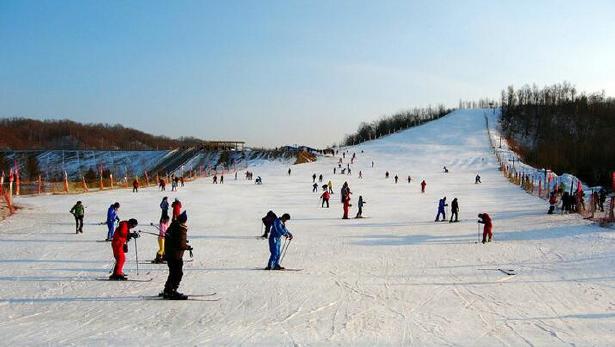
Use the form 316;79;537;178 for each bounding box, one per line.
1;0;614;147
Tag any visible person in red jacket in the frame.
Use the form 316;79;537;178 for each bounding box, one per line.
171;198;182;221
110;218;139;280
132;179;139;193
478;213;492;244
321;190;330;208
421;180;427;193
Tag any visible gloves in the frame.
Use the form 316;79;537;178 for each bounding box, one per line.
129;232;140;239
287;232;293;240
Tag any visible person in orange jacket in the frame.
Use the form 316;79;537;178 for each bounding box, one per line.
110;218;139;280
478;213;493;244
171;198;182;221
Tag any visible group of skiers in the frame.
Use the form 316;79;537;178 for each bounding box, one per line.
434;197;459;223
158;175;185;191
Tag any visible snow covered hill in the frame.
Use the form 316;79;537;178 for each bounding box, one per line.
0;109;613;346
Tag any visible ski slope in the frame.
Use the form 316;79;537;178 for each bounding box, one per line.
1;109;613;346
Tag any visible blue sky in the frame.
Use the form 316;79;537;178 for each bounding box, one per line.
1;0;614;147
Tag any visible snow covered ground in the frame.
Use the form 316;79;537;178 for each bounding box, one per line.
1;109;614;346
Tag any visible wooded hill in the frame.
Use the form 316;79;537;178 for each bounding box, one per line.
0;118;203;150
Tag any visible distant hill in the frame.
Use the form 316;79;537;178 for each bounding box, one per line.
0;118;203;150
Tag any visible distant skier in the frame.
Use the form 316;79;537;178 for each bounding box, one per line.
449;198;459;222
421;180;426;193
255;176;262;184
359;171;362;179
180;176;184;187
235;172;238;180
213;175;218;184
341;182;352;219
319;174;323;182
261;210;277;238
475;174;482;184
132;179;139;193
321;190;330;208
288;168;291;176
312;182;318;192
266;213;293;270
159;178;166;191
599;188;607;212
220;175;224;184
160;197;169;221
371;161;374;168
407;175;412;183
171;176;177;191
162;211;192;299
69;201;84;234
478;213;493;244
385;171;389;179
109;218;139;280
153;215;170;264
443;166;449;173
328;180;334;194
105;202;120;241
312;173;316;182
435;197;448;222
394;175;398;184
171;198;182;221
548;192;557;214
355;196;365;218
333;167;336;175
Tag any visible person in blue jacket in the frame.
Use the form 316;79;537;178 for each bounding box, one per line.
434;197;448;222
105;202;120;241
266;213;293;270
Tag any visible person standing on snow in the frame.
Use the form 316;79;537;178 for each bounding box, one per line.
385;171;389;179
266;213;293;270
261;210;277;238
355;196;366;218
421;180;427;193
435;197;448;222
69;201;85;234
449;198;459;222
475;174;482;184
358;170;362;179
341;182;352;219
312;182;318;192
328;180;334;194
318;174;323;182
407;175;412;183
160;197;169;221
132;179;139;193
443;166;449;173
171;198;182;221
321;190;330;208
220;175;224;184
213;175;218;184
478;213;493;243
288;168;292;176
109;218;139;280
162;211;192;299
394;175;399;183
548;192;557;214
105;202;120;241
153;215;170;264
180;176;184;187
312;173;316;183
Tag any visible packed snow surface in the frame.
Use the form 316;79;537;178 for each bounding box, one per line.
1;109;613;346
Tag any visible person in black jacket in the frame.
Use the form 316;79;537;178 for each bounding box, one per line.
261;210;277;238
449;198;459;223
162;211;192;300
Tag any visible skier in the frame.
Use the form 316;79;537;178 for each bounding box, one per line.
312;182;318;192
312;173;316;182
348;168;351;175
162;211;192;299
220;175;224;184
171;176;177;191
355;196;366;218
288;168;291;176
321;190;330;208
394;175;398;184
371;161;374;168
359;171;362;179
109;218;140;280
69;201;84;234
333;167;336;175
132;179;139;193
318;174;323;182
443;166;449;173
385;171;389;179
171;198;182;221
548;192;557;214
174;176;180;189
449;198;459;222
234;172;238;180
341;182;352;219
153;215;170;264
180;176;184;187
599;188;607;212
478;213;493;244
266;213;293;270
435;197;448;222
105;202;120;241
213;175;218;184
475;174;481;184
421;180;427;193
255;176;262;184
160;197;169;221
159;178;166;191
261;210;277;238
328;180;334;194
407;175;412;183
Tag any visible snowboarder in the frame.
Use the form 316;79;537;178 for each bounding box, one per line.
312;182;318;192
435;197;448;222
312;173;316;182
266;213;293;270
261;210;277;238
162;211;192;299
105;202;120;241
132;179;139;193
421;180;426;193
478;213;493;243
109;218;139;280
153;215;170;263
69;201;84;234
321;190;330;208
394;175;398;184
449;198;459;222
171;198;182;221
475;174;481;184
355;196;365;218
160;197;169;221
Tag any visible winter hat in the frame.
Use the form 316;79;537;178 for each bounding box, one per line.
128;218;138;227
178;211;188;223
281;213;291;221
113;202;120;208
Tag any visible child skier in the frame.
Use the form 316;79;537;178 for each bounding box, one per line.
449;198;459;222
548;193;557;214
162;211;192;299
266;213;293;270
69;201;85;234
105;202;120;241
109;218;140;280
321;190;330;208
160;197;169;221
435;197;448;222
478;213;493;243
355;196;366;218
153;215;170;263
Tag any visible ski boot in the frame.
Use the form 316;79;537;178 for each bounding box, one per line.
273;265;285;270
109;274;128;281
152;254;164;264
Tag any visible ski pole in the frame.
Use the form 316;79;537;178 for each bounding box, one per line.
138;230;159;237
134;237;139;276
280;238;292;265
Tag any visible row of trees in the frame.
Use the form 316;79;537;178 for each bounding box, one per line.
0;118;203;150
342;105;452;146
500;82;615;187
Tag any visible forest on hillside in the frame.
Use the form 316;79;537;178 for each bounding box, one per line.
342;105;452;146
0;118;203;150
500;82;615;187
